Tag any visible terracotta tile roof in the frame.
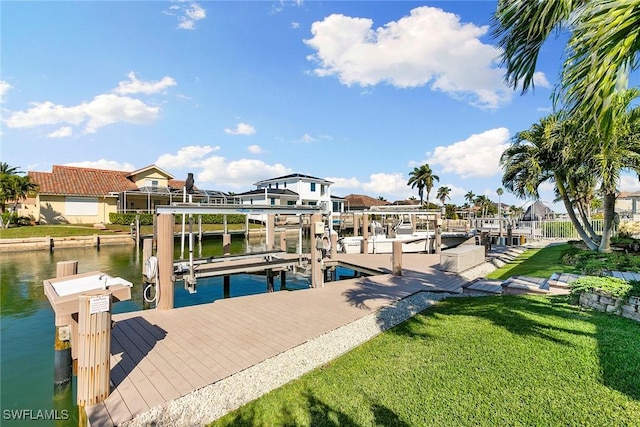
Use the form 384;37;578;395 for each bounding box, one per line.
29;165;139;196
344;194;390;209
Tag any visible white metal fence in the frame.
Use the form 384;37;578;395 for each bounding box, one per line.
513;219;610;241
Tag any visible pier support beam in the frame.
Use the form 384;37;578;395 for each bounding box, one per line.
435;213;442;254
223;234;231;256
392;241;402;276
267;270;274;292
310;214;324;288
223;276;230;298
353;214;359;237
53;261;77;393
267;214;275;251
280;271;286;290
361;214;369;254
330;232;337;259
157;213;175;310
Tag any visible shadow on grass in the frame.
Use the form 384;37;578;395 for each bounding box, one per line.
213;391;408;426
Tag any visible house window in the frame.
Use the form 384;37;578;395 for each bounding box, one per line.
321;185;326;196
145;179;159;189
310;183;316;192
250;199;253;205
287;200;296;206
268;183;272;189
284;182;287;188
275;183;279;189
270;198;275;205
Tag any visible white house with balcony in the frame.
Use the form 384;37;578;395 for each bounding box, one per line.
235;173;339;223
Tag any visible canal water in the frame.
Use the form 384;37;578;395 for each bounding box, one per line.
0;235;355;426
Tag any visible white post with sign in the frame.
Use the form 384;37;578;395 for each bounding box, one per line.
77;292;112;411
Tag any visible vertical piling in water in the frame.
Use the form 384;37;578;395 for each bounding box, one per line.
53;261;77;394
223;276;231;298
157;213;175;310
435;213;442;254
353;214;359;237
280;271;287;290
266;270;274;292
330;233;337;259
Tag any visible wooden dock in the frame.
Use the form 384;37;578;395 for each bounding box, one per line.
86;252;470;426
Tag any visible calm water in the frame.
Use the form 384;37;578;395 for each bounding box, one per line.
0;235;334;426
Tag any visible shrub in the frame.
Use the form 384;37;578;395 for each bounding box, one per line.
618;221;640;238
108;213;247;225
570;276;632;298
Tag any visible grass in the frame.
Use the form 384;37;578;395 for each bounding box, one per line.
210;295;640;427
486;243;579;280
0;223;258;239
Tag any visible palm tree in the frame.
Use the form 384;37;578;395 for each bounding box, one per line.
585;89;640;252
436;186;451;207
407;164;439;207
492;0;640;137
500;114;601;250
464;191;475;218
0;165;38;227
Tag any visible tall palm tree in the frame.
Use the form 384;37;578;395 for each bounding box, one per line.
436;186;451;207
464;191;475;218
584;89;640;252
500;114;600;250
492;0;640;137
407;164;439;207
0;163;29;215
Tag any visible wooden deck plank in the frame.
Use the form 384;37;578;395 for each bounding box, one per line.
87;251;470;426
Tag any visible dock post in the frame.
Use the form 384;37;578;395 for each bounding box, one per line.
93;234;100;248
392;241;402;276
53;261;77;394
280;271;287;290
267;214;275;251
435;213;442;254
353;214;359;237
223;276;231;298
267;270;274;292
330;232;337;259
77;292;111;422
280;232;287;252
311;213;324;288
361;214;369;254
157;213;175;310
223;233;231;256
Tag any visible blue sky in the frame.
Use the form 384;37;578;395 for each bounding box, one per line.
2;1;639;211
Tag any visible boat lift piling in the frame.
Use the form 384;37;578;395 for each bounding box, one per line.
153;204;327;310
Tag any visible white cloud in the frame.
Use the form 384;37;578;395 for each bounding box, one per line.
620;173;640;192
198;157;292;188
299;133;316;143
165;1;206;30
362;173;405;194
291;22;301;29
425;127;510;179
0;80;12;103
5;93;161;133
305;6;510;109
155;145;220;169
114;71;177;95
47;126;73;138
65;159;136;171
247;145;263;154
533;71;551;89
83;94;160;133
326;176;362;189
224;122;256;135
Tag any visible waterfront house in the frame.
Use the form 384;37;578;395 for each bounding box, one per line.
25;165;231;224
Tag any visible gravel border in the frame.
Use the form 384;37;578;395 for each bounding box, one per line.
121;291;452;427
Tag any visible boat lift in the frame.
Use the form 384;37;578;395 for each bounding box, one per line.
150;203;328;308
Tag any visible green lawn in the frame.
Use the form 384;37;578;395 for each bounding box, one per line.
0;223;256;239
486;243;580;280
211;295;640;427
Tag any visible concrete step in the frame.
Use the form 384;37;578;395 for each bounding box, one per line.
501;276;550;295
463;278;503;295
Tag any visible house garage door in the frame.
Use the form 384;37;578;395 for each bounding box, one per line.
65;197;98;216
